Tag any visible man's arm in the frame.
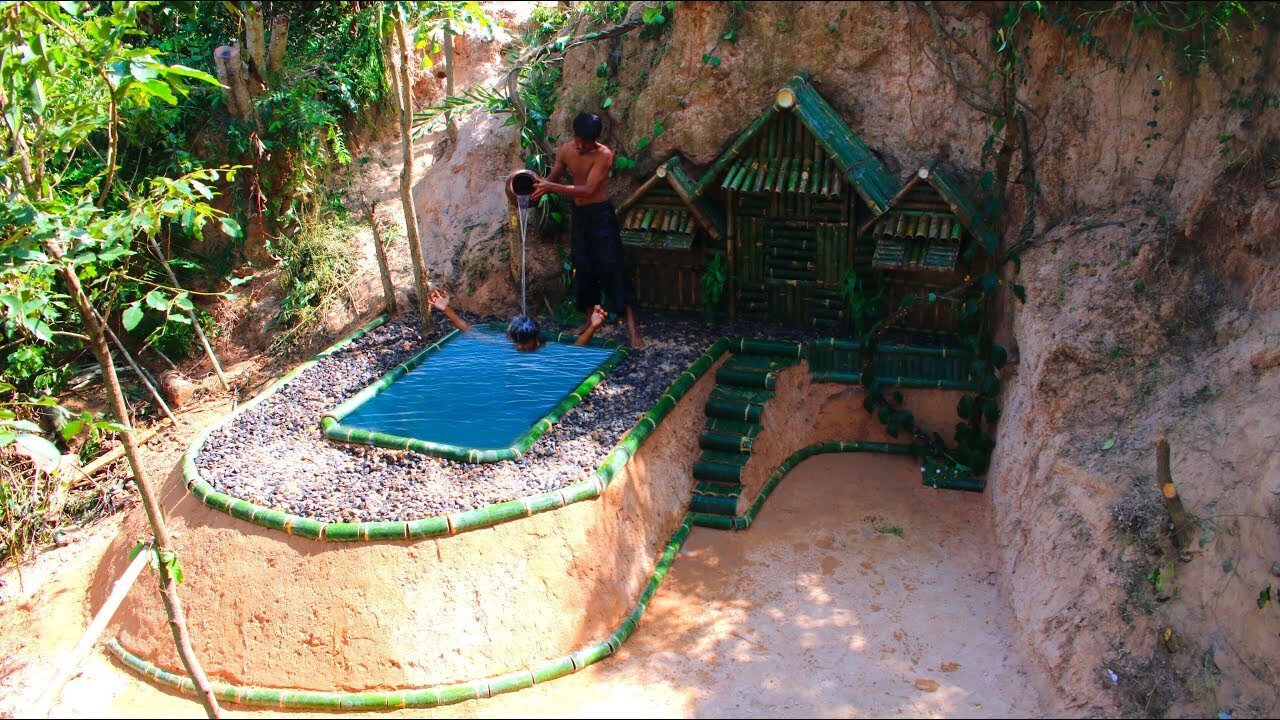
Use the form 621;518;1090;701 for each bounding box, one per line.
545;145;568;184
575;305;607;346
429;289;471;332
533;148;613;200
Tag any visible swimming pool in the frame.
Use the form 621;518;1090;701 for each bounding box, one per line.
320;323;629;462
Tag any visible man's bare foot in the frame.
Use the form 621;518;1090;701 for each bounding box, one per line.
624;306;644;349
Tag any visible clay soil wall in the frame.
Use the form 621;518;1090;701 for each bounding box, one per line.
88;356;724;692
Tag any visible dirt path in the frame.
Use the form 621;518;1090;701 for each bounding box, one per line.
2;448;1044;718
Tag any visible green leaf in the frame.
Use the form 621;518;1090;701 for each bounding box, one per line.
602;97;613;108
990;345;1009;369
30;78;46;115
26;318;53;343
173;292;194;312
161;64;220;86
141;79;178;105
122;304;144;332
711;56;721;67
1100;438;1116;451
1258;584;1272;609
60;419;85;442
219;216;243;238
1013;284;1027;303
145;289;168;311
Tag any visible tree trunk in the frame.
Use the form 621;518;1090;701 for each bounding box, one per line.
213;45;252;119
393;10;433;334
243;2;267;81
266;12;289;77
367;204;397;315
443;25;456;142
50;248;221;719
212;46;243;117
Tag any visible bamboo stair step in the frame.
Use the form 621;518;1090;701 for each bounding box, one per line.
698;449;751;468
693;458;745;484
710;386;775;405
693;479;743;497
699;430;754;454
704;417;763;438
715;366;777;390
690;490;739;516
731;338;805;359
704;398;764;423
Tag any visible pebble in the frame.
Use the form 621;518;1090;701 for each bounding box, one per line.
197;311;831;523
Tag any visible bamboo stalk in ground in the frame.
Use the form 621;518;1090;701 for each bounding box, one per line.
366;204;397;315
30;542;151;718
1156;436;1200;557
392;9;433;335
101;322;178;426
147;237;228;390
49;245;221;719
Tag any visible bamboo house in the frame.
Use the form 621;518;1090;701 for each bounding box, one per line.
621;73;992;338
617;156;726;312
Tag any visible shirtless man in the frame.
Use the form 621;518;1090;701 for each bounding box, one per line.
530;112;644;349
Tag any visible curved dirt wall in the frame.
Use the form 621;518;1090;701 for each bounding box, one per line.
737;364;965;513
89;356;722;692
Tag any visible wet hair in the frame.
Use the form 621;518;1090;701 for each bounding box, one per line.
507;315;541;346
572;112;603;141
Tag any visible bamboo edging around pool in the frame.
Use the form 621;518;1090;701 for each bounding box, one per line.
321;323;630;464
181;328;733;541
689;441;917;531
107;517;697;711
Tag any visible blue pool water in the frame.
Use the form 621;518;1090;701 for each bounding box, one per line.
338;327;618;450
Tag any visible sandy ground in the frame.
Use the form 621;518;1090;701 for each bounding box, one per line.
2;451;1044;718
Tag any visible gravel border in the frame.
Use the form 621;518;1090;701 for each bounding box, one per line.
197;311;832;523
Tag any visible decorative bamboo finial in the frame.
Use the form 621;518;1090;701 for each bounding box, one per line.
774;87;796;110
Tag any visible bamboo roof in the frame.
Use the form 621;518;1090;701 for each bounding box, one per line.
696;73;898;213
863;162;997;272
618;155;726;243
861;162;998;249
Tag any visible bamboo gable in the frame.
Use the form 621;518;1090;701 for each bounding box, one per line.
697;74;896;215
865;164;989;274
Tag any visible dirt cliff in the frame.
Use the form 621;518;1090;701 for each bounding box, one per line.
325;2;1277;715
525;3;1278;716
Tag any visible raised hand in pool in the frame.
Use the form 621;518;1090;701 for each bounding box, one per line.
429;288;472;333
573;305;607;347
431;290;605;352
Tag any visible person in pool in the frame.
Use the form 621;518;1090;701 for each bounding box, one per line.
428;288;607;351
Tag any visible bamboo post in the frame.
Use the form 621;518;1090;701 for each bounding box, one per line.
367;204;397;315
1156;436;1201;557
147;237;229;390
48;247;222;718
392;9;433;335
30;543;151;718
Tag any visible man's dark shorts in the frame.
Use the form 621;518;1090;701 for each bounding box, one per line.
571;201;636;314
